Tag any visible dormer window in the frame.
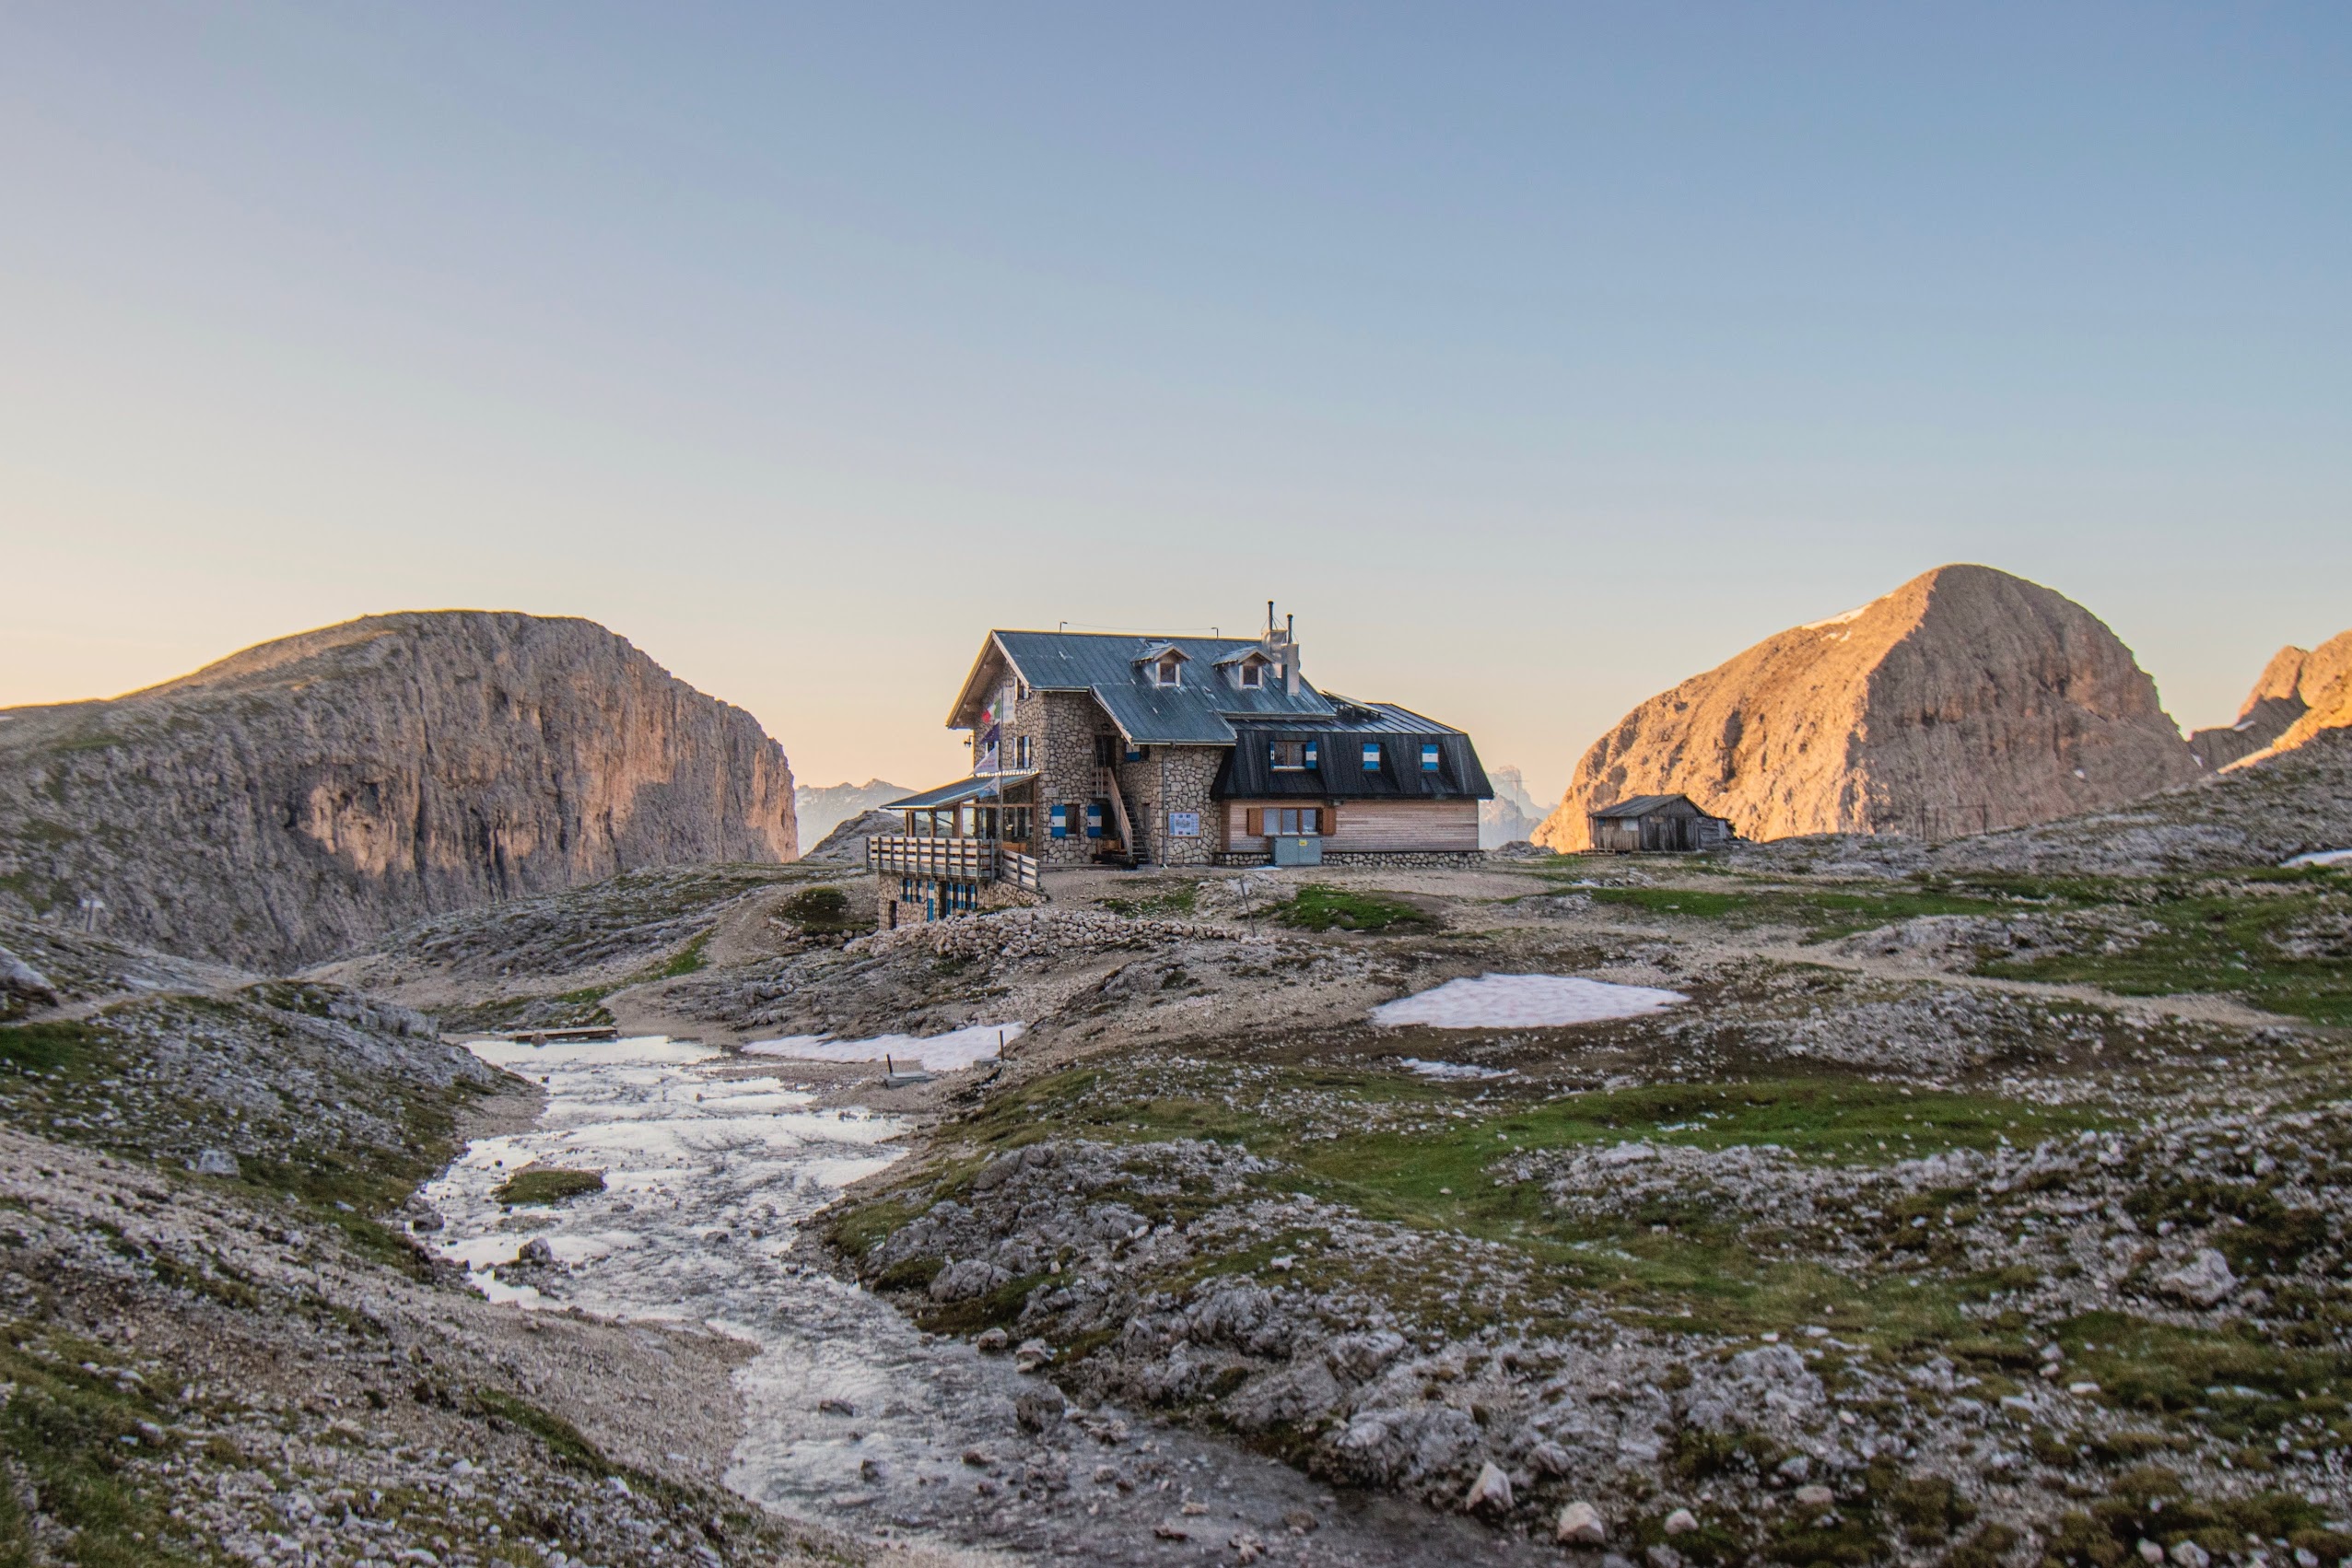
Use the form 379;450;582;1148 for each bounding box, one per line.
1238;661;1262;689
1154;654;1183;688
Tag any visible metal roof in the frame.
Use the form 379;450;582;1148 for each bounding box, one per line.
977;630;1337;744
883;772;1039;811
1590;793;1724;820
1216;711;1493;802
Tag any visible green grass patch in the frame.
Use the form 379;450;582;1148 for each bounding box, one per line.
1578;883;2017;940
0;1323;199;1564
493;1167;605;1206
639;932;709;981
933;1064;2111;1338
1271;884;1438;933
1099;883;1199;919
471;1388;616;1477
1976;879;2352;1024
2056;1311;2352;1442
780;885;863;933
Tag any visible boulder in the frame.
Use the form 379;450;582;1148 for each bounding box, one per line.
1324;1329;1407;1381
929;1258;1012;1303
2156;1248;2238;1308
0;945;57;1015
1463;1461;1513;1514
1556;1500;1608;1544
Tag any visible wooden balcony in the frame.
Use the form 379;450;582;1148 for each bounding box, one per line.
867;835;998;880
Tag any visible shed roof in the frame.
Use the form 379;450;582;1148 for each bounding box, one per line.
1589;793;1725;821
953;630;1336;744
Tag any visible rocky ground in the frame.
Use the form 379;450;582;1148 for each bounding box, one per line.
790;852;2352;1568
14;755;2351;1568
0;917;869;1567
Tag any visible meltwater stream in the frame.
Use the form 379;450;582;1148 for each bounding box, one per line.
426;1036;1551;1566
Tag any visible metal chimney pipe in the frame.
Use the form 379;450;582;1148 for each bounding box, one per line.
1285;615;1301;696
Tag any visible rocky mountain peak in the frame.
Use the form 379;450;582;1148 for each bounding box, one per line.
1535;564;2200;848
0;611;796;969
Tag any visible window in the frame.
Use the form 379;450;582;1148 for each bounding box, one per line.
1155;655;1182;687
1361;742;1383;770
1270;741;1306;770
1094;735;1121;767
1002;806;1032;843
1238;661;1262;689
1014;734;1034;769
1421;743;1441;773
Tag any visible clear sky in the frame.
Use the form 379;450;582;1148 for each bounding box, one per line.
5;5;2347;802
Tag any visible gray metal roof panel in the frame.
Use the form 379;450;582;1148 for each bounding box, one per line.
990;630;1336;744
883;772;1040;811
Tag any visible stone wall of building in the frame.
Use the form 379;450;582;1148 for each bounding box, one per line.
1115;744;1226;867
1015;690;1120;866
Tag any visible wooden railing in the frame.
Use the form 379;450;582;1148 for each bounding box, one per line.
867;836;998;880
1002;849;1041;892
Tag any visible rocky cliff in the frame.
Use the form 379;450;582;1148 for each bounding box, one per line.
2188;630;2352;773
2186;645;2317;769
1534;565;2199;849
0;612;796;968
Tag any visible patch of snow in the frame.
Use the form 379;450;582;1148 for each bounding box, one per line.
743;1022;1024;1072
1371;973;1686;1029
2283;848;2352;869
1798;603;1872;631
1398;1059;1512;1081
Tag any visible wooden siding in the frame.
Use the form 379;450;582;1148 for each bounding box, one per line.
1327;797;1478;852
1225;798;1477;854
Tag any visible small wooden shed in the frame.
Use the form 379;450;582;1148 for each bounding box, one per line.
1588;793;1735;853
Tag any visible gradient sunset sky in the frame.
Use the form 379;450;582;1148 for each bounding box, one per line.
5;5;2347;799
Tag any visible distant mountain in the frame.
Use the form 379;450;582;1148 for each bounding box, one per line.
2191;631;2352;773
1479;765;1545;848
795;778;910;847
1535;565;2200;849
0;612;797;969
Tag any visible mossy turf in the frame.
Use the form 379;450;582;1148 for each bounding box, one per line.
1096;883;1199;919
0;1322;200;1564
779;885;863;934
1974;869;2352;1024
493;1167;605;1206
0;995;488;1270
934;1061;2114;1341
1270;884;1438;933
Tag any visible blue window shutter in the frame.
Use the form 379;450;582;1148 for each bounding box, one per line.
1421;743;1441;772
1305;741;1318;767
1361;742;1381;770
1049;804;1069;839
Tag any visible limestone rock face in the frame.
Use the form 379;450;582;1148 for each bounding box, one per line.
2188;645;2318;769
2196;630;2352;773
1534;565;2198;849
0;612;796;968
